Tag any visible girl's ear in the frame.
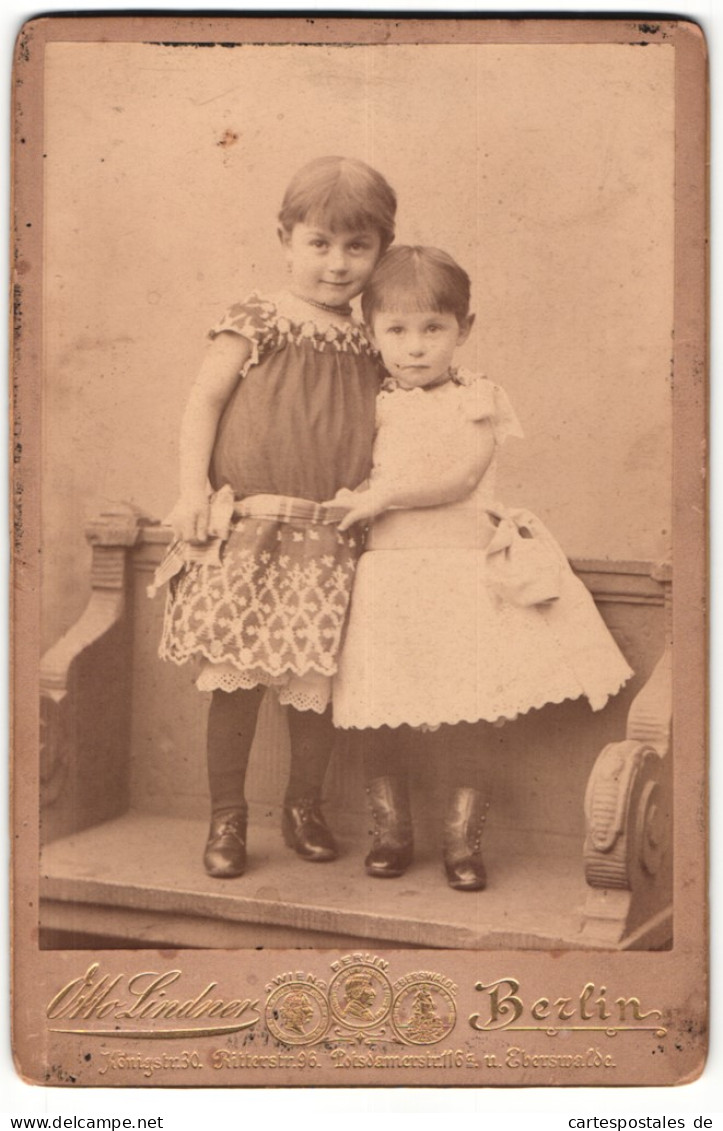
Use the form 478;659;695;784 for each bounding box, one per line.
457;313;475;346
278;225;291;249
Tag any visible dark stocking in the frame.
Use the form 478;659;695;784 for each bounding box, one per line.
356;724;412;786
285;706;336;802
433;721;493;796
354;721;492;794
206;686;264;816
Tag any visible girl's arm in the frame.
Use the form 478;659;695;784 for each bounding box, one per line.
335;420;495;532
165;332;252;543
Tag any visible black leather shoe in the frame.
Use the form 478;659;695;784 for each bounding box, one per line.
203;807;247;878
282;799;338;862
443;788;488;891
365;776;413;878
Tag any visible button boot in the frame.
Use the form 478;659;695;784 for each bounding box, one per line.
365;775;413;878
443;788;488;891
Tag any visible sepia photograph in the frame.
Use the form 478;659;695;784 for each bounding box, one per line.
11;13;706;1088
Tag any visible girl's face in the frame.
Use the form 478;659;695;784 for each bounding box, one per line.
371;309;473;389
280;222;382;308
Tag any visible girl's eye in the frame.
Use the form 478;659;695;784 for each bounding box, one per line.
386;326;404;335
310;239;328;249
426;324;442;333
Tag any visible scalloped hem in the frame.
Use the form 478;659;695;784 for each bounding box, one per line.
171;652;333;714
332;669;633;731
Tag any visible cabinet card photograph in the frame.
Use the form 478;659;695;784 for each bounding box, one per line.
11;14;707;1087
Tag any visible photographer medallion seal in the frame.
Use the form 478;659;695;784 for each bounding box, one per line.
265;982;329;1046
391;980;456;1045
329;965;393;1029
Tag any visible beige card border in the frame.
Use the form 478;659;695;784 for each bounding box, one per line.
11;15;707;1088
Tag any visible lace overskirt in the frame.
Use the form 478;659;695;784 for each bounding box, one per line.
160;516;360;704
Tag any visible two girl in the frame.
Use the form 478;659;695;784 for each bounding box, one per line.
157;159;631;891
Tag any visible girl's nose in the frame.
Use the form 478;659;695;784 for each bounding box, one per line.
408;339;425;356
327;247;349;274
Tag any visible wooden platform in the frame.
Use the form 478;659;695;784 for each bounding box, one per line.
41;809;597;951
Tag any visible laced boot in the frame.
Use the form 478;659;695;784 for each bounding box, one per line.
203;806;248;878
365;776;414;878
282;798;338;862
443;788;488;891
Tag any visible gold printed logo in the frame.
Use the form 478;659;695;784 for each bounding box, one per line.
264;956;457;1048
45;964;260;1039
391;974;457;1046
469;978;666;1038
329;963;393;1032
265;978;330;1047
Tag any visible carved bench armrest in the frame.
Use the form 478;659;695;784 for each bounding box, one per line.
40;506;149;702
581;561;672;946
39;504;159;842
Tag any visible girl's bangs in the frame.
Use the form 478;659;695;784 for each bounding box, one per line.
305;193;380;236
363;249;471;322
373;259;459;314
373;278;453;314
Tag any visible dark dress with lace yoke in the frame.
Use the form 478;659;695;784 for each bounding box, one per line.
159;293;381;712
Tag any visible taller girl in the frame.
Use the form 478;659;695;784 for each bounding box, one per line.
157;156;396;879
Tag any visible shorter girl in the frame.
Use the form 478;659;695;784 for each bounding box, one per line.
330;246;633;891
153;156;396;879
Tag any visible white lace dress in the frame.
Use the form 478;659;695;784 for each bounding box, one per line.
332;371;633;730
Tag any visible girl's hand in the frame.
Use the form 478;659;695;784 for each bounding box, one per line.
165;491;211;544
327;487;390;532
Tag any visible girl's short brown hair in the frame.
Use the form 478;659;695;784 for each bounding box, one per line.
362;246;472;326
278;156;397;252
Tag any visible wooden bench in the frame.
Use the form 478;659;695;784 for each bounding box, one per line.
39;505;672;951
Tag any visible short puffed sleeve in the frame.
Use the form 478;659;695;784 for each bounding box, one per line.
208;293;279;377
458;376;524;444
